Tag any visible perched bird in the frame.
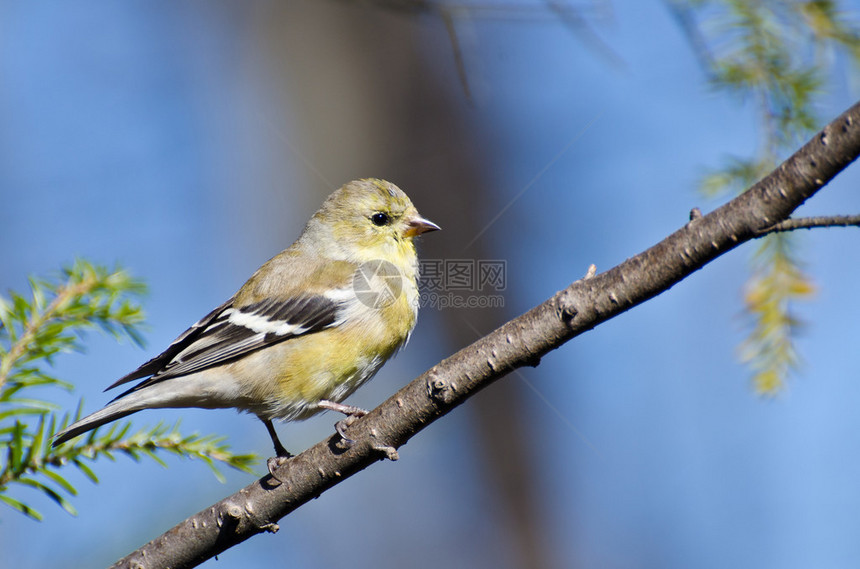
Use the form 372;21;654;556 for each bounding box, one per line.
53;179;439;467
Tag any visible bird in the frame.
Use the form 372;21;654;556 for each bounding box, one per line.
52;178;439;470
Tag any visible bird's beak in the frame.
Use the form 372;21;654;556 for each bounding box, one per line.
405;215;441;237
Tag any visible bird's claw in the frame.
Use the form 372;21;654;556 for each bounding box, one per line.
318;399;368;448
335;415;360;447
267;454;292;484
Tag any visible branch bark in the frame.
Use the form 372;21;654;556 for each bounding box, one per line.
758;214;860;234
111;99;860;569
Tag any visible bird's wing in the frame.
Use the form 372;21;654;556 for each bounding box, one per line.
108;293;348;397
106;298;235;390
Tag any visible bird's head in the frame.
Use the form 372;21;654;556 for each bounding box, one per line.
307;179;439;263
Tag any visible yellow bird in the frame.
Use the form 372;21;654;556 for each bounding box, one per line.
53;179;439;466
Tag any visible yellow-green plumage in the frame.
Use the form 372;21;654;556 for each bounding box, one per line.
52;179;438;454
228;179;426;419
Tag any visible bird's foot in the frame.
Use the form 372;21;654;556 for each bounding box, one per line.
318;400;368;448
266;453;293;484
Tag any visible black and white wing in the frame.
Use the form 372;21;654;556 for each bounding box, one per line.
105;298;235;390
107;294;343;396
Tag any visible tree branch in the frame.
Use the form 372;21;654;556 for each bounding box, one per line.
757;214;860;234
111;99;860;569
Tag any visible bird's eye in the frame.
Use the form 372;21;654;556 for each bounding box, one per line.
371;212;390;226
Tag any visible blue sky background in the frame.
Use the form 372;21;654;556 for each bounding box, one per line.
2;2;860;568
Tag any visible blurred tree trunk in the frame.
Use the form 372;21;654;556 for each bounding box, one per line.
252;2;553;567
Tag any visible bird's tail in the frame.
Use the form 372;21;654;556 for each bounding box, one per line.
53;377;183;447
53;370;243;447
52;399;140;446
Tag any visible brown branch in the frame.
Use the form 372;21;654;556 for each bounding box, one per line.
757;214;860;234
111;99;860;569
